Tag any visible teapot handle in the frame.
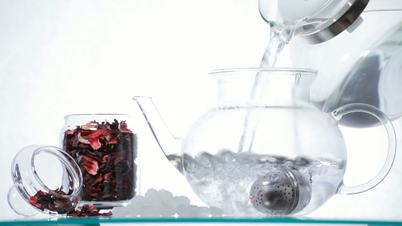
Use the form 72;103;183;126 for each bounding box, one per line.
331;103;397;195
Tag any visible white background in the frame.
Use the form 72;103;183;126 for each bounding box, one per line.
1;0;402;223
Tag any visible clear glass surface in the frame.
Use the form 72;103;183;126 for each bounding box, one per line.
2;216;402;225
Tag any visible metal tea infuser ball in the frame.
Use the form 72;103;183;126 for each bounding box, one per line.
249;166;311;215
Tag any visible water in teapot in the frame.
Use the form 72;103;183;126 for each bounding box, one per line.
183;148;345;216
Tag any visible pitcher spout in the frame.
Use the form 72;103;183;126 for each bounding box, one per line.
133;96;184;172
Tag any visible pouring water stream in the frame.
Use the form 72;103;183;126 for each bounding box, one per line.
237;25;297;153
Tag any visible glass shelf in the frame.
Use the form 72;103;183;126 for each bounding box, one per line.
5;186;402;225
2;217;402;225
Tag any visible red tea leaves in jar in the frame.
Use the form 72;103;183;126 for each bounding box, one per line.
63;119;137;202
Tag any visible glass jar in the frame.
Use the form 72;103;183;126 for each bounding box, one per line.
61;114;138;209
8;145;82;216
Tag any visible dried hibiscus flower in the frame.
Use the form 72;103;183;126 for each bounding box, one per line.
28;187;76;214
28;188;112;216
63;119;137;203
67;203;112;217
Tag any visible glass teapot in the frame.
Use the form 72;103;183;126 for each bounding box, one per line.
133;68;396;216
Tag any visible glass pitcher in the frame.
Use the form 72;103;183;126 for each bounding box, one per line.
133;68;396;216
289;0;402;127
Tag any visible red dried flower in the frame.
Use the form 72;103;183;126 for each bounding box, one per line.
78;131;103;150
101;155;109;163
29;196;38;206
88;139;102;150
29;188;113;217
106;134;118;144
81;121;98;131
119;121;132;133
28;187;75;214
103;172;112;180
67;203;112;217
81;155;99;175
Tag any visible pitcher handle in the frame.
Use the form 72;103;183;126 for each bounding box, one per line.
331;103;397;195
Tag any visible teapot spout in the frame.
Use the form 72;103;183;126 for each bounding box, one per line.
133;96;184;173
